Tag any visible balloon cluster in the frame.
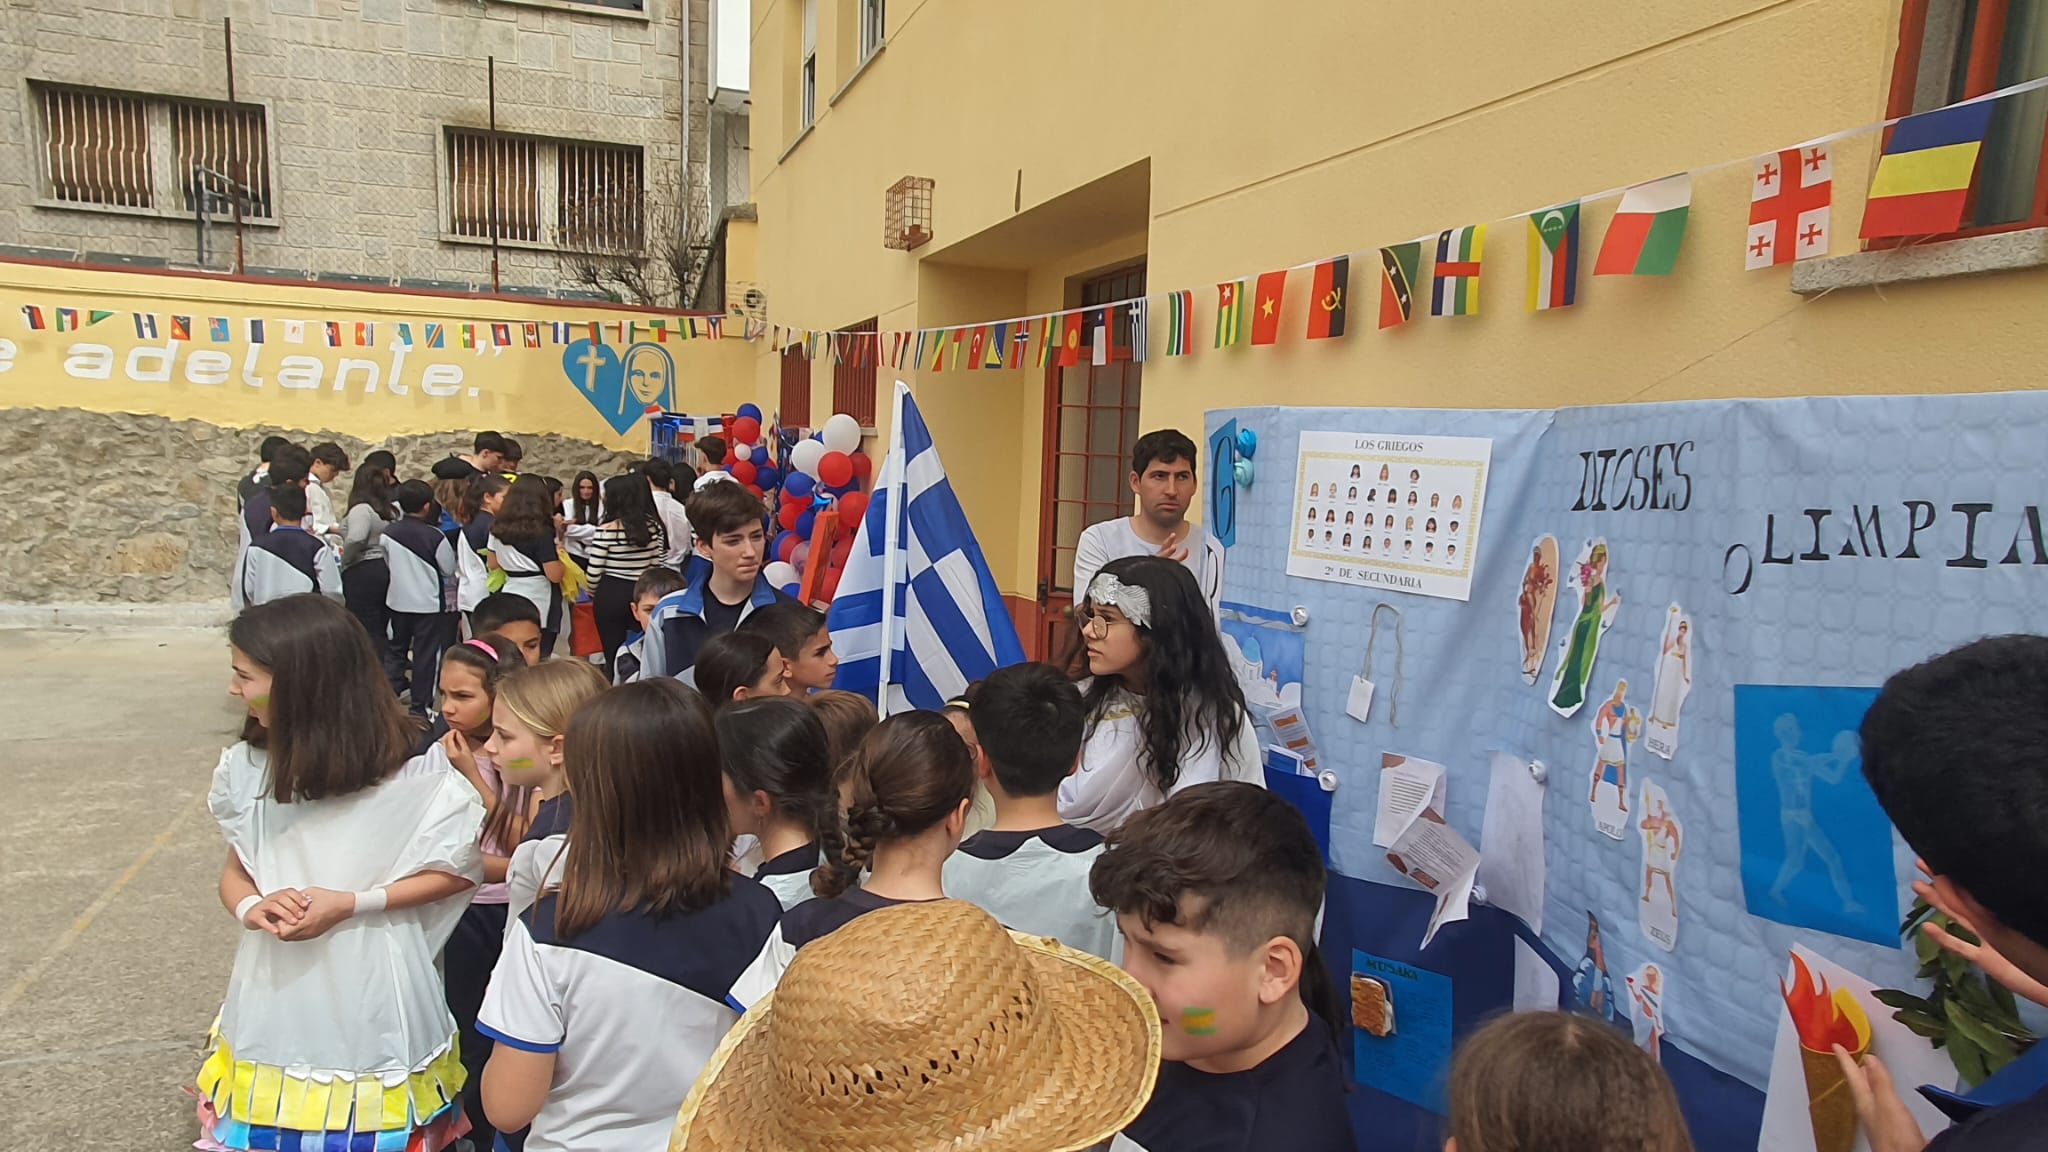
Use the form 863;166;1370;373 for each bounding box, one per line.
735;405;872;602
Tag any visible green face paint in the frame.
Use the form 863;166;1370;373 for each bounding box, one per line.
504;757;537;772
248;694;270;710
1180;1007;1218;1036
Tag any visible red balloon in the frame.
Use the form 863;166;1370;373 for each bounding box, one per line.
818;451;854;488
778;500;803;530
777;533;799;562
745;483;763;496
730;416;762;445
730;459;758;485
849;452;873;479
837;490;869;524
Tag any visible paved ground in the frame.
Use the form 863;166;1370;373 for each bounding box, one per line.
1;627;242;1151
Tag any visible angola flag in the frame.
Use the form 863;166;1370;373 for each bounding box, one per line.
1215;280;1247;348
1378;243;1421;329
1307;257;1348;339
1166;290;1194;355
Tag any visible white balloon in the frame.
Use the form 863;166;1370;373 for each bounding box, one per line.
790;439;827;478
822;413;863;454
763;561;799;588
731;442;754;463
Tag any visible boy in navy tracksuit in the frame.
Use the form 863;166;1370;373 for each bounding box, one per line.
236;483;343;607
643;480;794;682
383;480;460;716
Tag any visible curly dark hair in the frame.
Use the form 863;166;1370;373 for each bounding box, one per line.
810;710;974;899
491;474;557;547
1079;555;1249;793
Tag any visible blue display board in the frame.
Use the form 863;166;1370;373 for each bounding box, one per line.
1209;393;2048;1151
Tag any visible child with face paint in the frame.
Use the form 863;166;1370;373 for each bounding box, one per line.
1092;781;1354;1152
429;635;529;1150
488;659;611;922
202;595;482;1152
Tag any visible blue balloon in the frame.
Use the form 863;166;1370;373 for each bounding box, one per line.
1237;427;1259;458
780;582;801;599
813;431;825;441
737;403;763;422
784;472;814;499
796;509;817;538
755;466;781;489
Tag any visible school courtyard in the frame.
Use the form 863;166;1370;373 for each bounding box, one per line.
0;625;237;1149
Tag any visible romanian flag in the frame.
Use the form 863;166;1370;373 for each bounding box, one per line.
1215;280;1247;347
172;315;195;341
1527;203;1580;310
1059;312;1084;367
1379;244;1420;329
1166;290;1194;355
57;308;80;332
1861;100;1995;238
1250;270;1286;346
1430;226;1485;317
1306;257;1347;340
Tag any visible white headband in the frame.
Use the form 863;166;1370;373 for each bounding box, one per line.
1086;572;1153;628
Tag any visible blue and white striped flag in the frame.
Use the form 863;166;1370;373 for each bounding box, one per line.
828;382;1026;713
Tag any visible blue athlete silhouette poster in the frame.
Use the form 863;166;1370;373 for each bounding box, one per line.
1733;685;1896;947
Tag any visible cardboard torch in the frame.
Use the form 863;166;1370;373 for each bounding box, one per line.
1781;951;1873;1152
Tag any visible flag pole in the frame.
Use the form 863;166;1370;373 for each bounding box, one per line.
874;379;910;719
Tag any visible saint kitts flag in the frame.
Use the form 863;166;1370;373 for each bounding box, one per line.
1526;202;1581;310
1379;243;1421;329
1595;173;1692;276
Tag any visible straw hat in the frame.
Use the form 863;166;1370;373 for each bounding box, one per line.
671;899;1160;1152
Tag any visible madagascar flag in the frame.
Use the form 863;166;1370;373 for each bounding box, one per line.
1861;100;1995;238
1379;243;1421;329
1307;257;1348;339
1250;270;1286;346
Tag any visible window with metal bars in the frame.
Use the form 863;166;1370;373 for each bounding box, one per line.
831;318;878;429
446;129;645;253
780;345;812;427
34;83;276;220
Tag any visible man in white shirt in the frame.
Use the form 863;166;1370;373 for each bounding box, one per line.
643;457;696;569
306;442;351;546
1071;429;1225;616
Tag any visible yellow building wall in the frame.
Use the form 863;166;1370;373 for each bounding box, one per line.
748;0;2047;600
0;262;758;450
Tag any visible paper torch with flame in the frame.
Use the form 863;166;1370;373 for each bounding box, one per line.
1781;952;1873;1152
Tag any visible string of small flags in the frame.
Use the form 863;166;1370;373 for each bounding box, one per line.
14;308;737;351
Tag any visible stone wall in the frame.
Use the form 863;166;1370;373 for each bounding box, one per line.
0;0;706;289
0;406;644;604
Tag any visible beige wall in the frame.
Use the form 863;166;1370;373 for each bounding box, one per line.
0;0;705;290
747;0;2048;601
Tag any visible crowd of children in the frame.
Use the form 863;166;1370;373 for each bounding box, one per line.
208;432;2047;1152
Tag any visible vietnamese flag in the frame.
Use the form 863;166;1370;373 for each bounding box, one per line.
1250;270;1287;345
1307;257;1348;339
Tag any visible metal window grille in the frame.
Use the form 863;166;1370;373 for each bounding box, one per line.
170;99;273;218
883;175;932;250
558;141;644;253
860;0;886;58
447;128;540;243
832;318;878;428
780;345;812;427
37;85;152;209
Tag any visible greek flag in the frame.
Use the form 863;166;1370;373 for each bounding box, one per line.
829;382;1026;713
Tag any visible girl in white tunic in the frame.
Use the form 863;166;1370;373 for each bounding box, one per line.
1060;556;1265;834
199;594;485;1152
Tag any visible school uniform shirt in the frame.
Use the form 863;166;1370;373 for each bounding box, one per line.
1110;1018;1355;1152
476;881;782;1152
236;525;342;607
231;487;273;613
941;825;1119;961
384;517;459;615
611;632;646;684
462;511;494;553
1071;516;1226;617
1059;685;1267;834
753;841;823;911
726;889;934;1010
306;478;340;543
650;487;693;568
505;834;566;928
526;793;573;843
643;567;792;681
492;532;563;633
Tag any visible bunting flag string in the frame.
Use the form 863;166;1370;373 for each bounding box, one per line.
19;76;2048;365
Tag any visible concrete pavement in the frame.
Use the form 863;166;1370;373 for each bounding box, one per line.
0;627;242;1151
